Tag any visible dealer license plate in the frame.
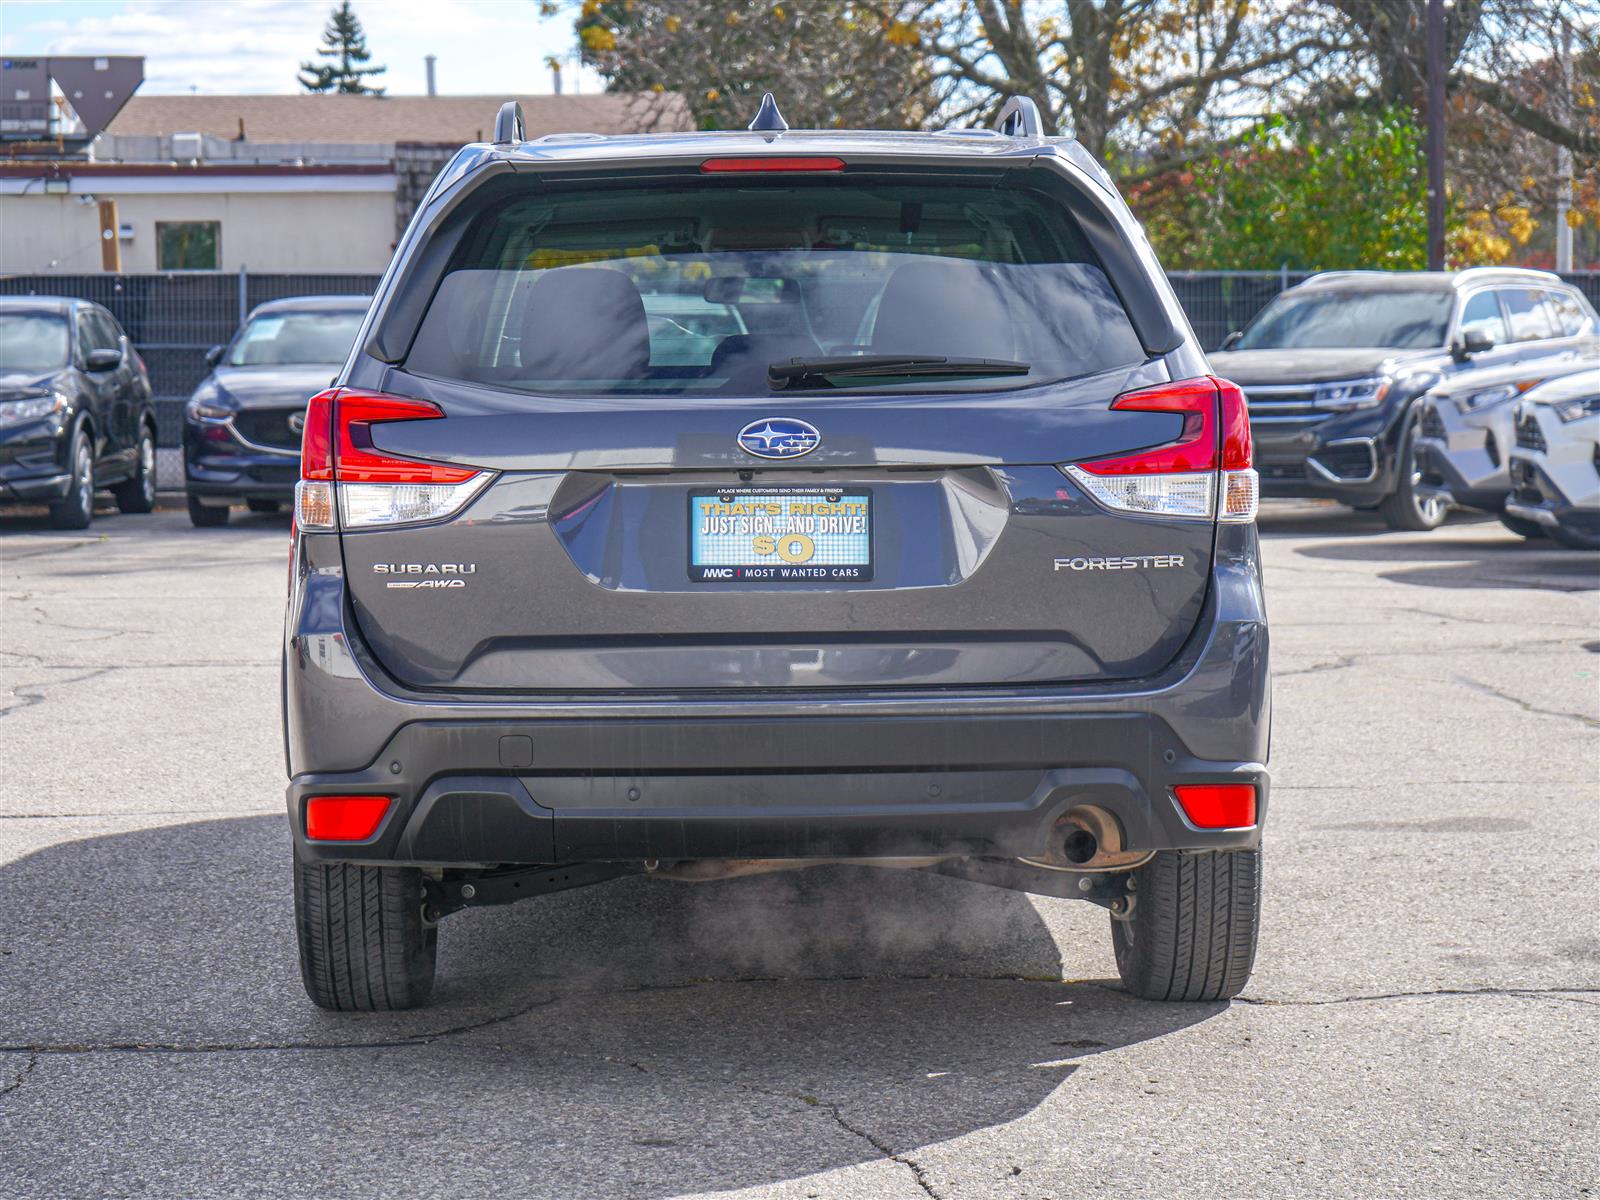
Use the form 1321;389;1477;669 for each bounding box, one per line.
689;487;872;582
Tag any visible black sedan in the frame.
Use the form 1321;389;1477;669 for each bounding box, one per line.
0;297;158;530
184;296;367;527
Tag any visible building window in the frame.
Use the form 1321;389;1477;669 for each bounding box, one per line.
156;221;220;271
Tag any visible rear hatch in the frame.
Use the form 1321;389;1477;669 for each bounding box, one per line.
326;163;1235;692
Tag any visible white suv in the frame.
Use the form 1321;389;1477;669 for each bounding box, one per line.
1504;372;1600;550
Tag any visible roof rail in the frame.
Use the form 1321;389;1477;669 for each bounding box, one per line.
994;96;1044;138
493;100;524;146
1453;265;1560;281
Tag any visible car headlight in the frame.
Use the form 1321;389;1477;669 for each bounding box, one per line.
1313;377;1390;411
186;389;232;421
1552;396;1600;423
1460;384;1519;410
0;390;68;427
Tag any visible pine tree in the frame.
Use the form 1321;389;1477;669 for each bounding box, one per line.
298;2;386;95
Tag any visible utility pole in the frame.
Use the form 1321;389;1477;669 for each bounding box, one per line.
1555;19;1574;273
1426;0;1447;270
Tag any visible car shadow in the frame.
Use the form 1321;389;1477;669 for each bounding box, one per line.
1256;501;1496;539
0;502;291;535
0;816;1225;1196
1292;533;1599;592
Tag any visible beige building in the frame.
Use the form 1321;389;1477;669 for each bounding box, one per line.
0;165;395;273
0;92;691;275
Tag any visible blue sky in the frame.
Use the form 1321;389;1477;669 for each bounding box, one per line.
0;0;604;95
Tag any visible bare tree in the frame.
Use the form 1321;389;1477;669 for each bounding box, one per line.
576;2;940;130
918;1;1341;163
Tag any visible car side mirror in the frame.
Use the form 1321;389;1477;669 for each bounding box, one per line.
1453;329;1494;360
85;348;123;372
1219;330;1243;351
205;345;225;368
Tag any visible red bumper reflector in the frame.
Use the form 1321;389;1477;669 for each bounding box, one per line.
305;795;392;842
1173;784;1257;829
700;156;845;173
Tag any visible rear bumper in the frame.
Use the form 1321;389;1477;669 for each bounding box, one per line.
288;720;1268;867
284;524;1270;868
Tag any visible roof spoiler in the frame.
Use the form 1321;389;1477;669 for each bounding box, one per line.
994;97;1044;138
493;100;524;146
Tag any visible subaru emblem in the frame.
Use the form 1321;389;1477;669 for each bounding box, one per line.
737;417;821;460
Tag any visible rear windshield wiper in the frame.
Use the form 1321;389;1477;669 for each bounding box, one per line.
768;355;1031;390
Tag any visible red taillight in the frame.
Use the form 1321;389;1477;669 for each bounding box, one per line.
1076;378;1221;476
295;388;491;532
700;156;846;173
300;388;477;484
304;795;392;841
1062;375;1257;522
300;388;336;481
1173;784;1257;829
1216;377;1251;470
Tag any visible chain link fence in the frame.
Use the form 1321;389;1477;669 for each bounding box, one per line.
2;267;1596;485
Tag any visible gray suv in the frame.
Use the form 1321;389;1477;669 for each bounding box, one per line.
282;97;1270;1010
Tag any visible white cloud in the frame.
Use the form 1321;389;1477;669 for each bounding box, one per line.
3;0;604;96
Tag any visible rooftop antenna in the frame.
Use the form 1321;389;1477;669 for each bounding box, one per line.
747;92;787;136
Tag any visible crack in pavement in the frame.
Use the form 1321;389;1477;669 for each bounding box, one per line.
558;1035;943;1196
1454;676;1599;728
28;606;156;641
0;991;561;1057
1275;654;1358;679
806;1094;941;1198
0;668;116;719
6;979;1597;1062
1231;985;1600;1008
0;1052;38;1099
0;538;106;561
0;810;265;820
1273;638;1596;682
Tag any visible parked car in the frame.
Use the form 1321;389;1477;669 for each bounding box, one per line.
282;97;1270;1011
0;296;157;529
1212;269;1597;530
184;295;368;527
1504;373;1600;550
1413;347;1599;537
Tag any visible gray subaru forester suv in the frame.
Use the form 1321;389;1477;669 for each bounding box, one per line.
283;97;1270;1010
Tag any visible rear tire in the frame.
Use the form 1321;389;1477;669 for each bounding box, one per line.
48;431;94;530
1498;512;1546;540
187;495;230;527
112;425;157;514
246;498;280;514
294;858;437;1011
1378;417;1447;531
1111;849;1261;1002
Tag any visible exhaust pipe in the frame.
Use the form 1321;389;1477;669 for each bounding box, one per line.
1024;806;1151;872
1061;825;1099;865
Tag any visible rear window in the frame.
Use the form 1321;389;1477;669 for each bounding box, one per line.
1238;287;1453;350
404;176;1145;396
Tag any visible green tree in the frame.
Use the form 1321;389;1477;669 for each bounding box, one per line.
299;1;387;95
1128;109;1432;270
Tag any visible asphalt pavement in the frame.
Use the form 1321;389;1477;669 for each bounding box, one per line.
1;498;1596;1199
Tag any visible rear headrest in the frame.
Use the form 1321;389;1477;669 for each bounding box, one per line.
871;260;1015;360
518;267;650;380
